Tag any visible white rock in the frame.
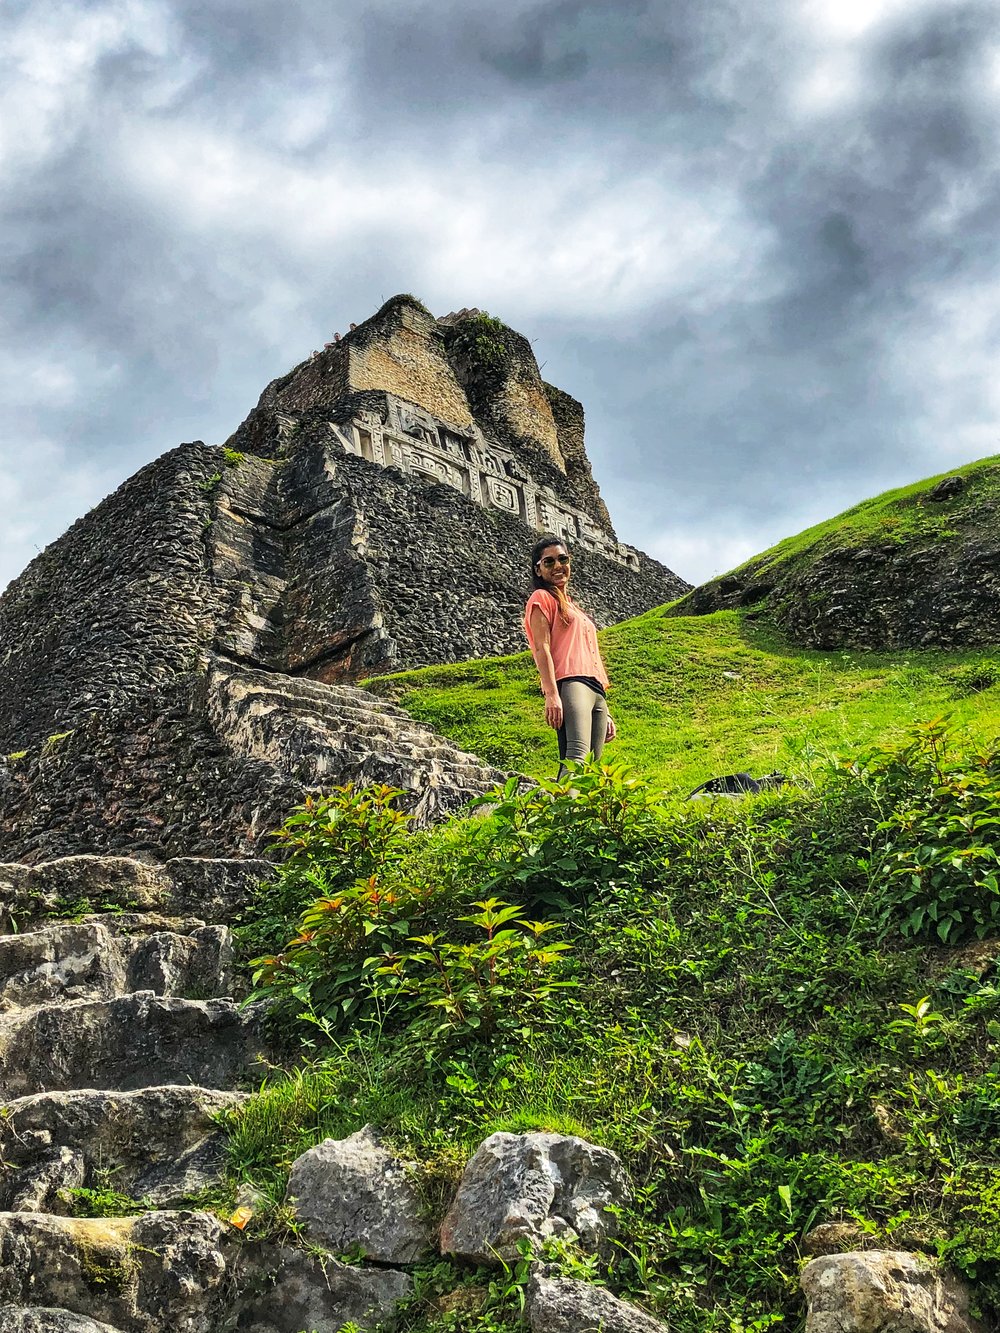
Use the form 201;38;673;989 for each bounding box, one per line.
800;1251;978;1333
440;1131;630;1264
285;1124;431;1263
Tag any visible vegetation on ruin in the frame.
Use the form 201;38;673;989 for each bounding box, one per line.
227;713;1000;1331
363;607;1000;790
670;453;1000;610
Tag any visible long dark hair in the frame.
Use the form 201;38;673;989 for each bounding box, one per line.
530;534;573;625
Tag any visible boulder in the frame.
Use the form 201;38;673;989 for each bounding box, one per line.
440;1131;630;1264
237;1247;412;1333
526;1270;667;1333
800;1251;978;1333
285;1124;431;1263
0;1087;246;1207
0;1210;230;1333
0;1310;126;1332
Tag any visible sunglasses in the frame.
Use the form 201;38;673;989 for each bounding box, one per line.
539;554;571;568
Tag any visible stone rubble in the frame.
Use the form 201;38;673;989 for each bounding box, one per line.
440;1130;631;1264
800;1251;979;1333
526;1269;668;1333
285;1124;432;1264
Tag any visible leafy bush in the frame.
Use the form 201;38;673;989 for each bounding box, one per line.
460;761;670;916
236;783;411;959
866;722;1000;943
374;898;575;1049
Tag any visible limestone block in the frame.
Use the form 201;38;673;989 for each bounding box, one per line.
800;1251;978;1333
237;1247;412;1333
0;993;266;1098
285;1124;431;1264
8;1148;85;1214
0;1087;246;1207
526;1271;667;1333
0;1211;230;1333
440;1132;630;1264
0;922;231;1010
0;1309;126;1332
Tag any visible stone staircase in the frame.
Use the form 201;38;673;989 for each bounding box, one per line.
206;659;504;828
0;855;404;1333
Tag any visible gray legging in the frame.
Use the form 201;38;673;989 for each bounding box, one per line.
556;678;609;775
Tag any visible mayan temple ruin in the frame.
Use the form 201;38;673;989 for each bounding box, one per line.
0;296;688;1331
0;295;686;864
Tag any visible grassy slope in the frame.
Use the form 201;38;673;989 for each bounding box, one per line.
365;607;1000;790
673;452;1000;599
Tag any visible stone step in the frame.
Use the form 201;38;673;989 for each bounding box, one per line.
0;1210;231;1333
0;857;272;934
0;1212;413;1333
0;1086;246;1211
0;1308;126;1332
0;993;267;1099
0;921;231;1011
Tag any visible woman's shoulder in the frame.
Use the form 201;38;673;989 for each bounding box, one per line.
525;587;558;612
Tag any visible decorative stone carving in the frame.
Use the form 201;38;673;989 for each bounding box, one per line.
327;390;644;570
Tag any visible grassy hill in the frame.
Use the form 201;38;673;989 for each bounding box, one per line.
364;606;1000;791
667;454;1000;651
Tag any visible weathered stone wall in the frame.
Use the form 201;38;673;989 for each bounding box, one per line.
544;382;615;535
347;299;475;429
0;443;223;754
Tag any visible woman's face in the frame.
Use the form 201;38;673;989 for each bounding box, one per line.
536;543;570;589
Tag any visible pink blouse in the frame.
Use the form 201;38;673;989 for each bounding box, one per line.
524;589;610;689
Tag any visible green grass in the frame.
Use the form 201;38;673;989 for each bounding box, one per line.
227;741;1000;1332
364;608;1000;790
670;453;1000;609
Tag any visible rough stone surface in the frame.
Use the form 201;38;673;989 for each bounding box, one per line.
0;992;266;1098
800;1251;978;1333
526;1270;667;1333
0;1310;126;1332
0;920;231;1010
7;1148;85;1215
0;857;270;931
285;1124;431;1264
0;1210;231;1333
0;1087;246;1208
440;1131;630;1264
0;296;685;862
237;1247;412;1333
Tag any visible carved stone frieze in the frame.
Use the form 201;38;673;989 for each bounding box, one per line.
334;393;640;570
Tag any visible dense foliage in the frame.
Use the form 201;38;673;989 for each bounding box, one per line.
229;722;1000;1332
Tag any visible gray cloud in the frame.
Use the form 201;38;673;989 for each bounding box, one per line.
2;0;999;593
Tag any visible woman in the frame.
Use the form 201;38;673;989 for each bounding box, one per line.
524;536;616;775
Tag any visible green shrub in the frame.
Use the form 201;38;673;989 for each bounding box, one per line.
460;761;670;916
236;783;411;959
869;722;1000;943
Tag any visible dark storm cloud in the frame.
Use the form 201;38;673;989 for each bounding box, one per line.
2;0;999;590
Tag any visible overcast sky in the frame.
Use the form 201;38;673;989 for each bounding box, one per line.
3;0;999;592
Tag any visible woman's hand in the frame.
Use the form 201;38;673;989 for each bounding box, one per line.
544;691;563;730
606;715;617;742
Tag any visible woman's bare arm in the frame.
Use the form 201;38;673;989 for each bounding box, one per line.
529;606;563;730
